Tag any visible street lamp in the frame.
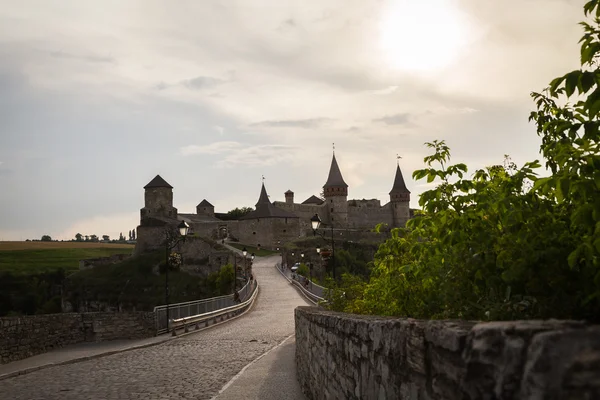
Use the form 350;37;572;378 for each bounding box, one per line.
310;213;335;280
242;247;247;282
165;220;189;335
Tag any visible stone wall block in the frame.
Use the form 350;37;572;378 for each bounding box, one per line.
406;322;427;376
519;327;600;399
461;320;585;400
424;320;474;352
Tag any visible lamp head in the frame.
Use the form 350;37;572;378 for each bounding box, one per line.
242;247;247;257
316;247;320;254
177;220;190;237
310;214;322;231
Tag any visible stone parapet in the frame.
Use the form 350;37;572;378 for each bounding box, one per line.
0;312;156;365
295;306;600;400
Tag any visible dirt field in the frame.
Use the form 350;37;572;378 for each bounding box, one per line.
0;241;135;251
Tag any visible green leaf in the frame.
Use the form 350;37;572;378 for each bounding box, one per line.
533;176;552;192
568;247;580;269
549;76;565;93
586;88;600;117
560;178;571;201
565;71;581;97
579;71;596;92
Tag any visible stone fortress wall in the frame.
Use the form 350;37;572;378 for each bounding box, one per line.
0;312;155;365
295;307;600;400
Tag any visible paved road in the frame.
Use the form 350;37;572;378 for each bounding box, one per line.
0;255;310;400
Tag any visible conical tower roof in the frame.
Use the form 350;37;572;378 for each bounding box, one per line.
144;174;173;189
323;153;348;188
241;183;298;219
390;164;410;194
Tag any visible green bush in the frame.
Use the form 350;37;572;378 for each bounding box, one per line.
297;263;310;277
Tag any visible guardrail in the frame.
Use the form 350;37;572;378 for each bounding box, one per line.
169;280;259;334
276;263;326;305
153;279;257;335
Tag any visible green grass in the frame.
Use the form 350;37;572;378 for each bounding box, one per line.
228;243;278;257
0;248;134;275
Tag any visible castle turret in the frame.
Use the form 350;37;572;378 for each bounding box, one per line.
196;199;214;217
285;190;294;204
389;163;411;227
323;153;348;227
141;175;178;220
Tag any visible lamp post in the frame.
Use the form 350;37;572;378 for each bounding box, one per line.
242;247;247;283
165;220;189;334
311;213;335;280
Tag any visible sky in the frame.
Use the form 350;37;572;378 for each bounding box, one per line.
0;0;587;241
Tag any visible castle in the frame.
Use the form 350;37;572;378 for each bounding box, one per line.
134;152;412;254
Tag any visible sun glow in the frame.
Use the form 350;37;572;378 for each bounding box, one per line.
379;0;470;72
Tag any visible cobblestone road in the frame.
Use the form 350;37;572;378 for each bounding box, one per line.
0;255;310;400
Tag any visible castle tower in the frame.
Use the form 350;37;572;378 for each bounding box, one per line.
285;190;294;204
140;175;178;220
196;199;214;217
323;152;348;227
389;163;411;227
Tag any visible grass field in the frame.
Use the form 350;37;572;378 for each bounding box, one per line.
227;243;278;257
0;241;135;275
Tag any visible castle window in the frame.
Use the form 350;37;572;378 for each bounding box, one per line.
283;229;287;233
331;208;333;212
330;199;333;203
285;218;288;224
253;231;256;235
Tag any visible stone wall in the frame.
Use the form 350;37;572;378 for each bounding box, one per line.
347;206;393;230
295;307;600;400
0;312;155;364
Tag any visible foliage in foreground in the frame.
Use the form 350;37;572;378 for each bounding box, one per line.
327;2;600;322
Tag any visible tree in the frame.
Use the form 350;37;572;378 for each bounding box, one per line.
75;233;83;242
119;232;125;241
84;235;89;242
89;234;98;242
221;207;254;220
128;230;132;240
102;235;110;241
132;229;136;240
41;235;52;242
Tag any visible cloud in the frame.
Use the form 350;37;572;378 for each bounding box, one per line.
426;106;479;115
213;125;225;135
180;141;297;168
250;118;332;129
366;86;399;95
215;144;298;168
373;113;412;125
48;50;116;64
182;76;226;90
180;141;242;156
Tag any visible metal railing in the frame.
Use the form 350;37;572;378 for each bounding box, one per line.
294;275;326;299
276;263;326;304
170;280;259;333
153;279;256;334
